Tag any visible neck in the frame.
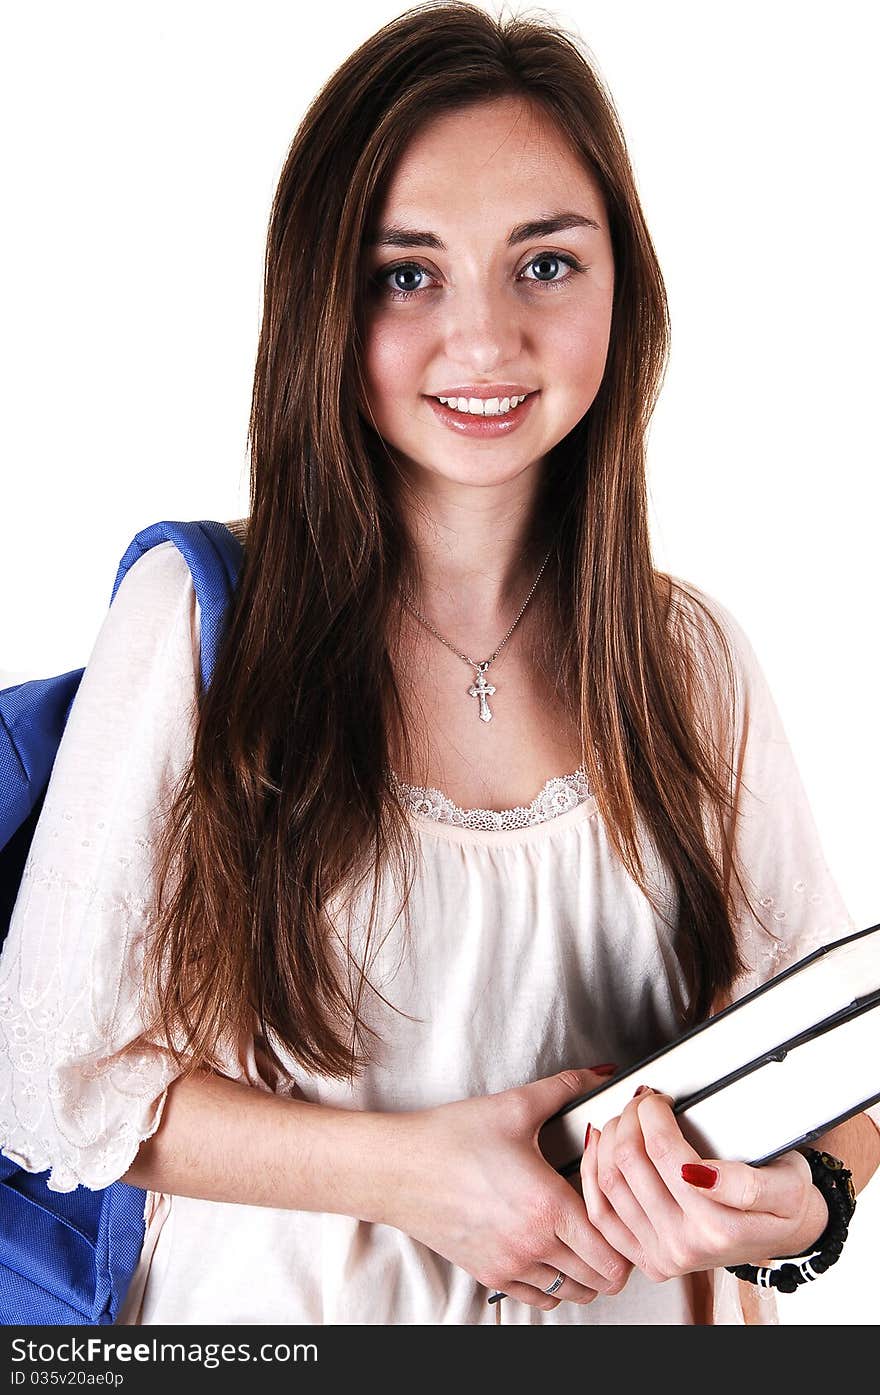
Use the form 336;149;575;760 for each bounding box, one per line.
392;469;552;634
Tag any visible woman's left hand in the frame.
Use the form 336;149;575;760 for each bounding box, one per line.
579;1087;829;1281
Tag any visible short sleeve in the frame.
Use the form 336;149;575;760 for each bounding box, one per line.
0;542;201;1191
672;579;880;1137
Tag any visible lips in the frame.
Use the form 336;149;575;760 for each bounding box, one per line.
425;389;539;437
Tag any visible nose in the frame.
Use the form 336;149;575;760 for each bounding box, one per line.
442;281;523;376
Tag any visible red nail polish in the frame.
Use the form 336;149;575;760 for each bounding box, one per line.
632;1084;650;1098
584;1123;592;1148
590;1063;617;1076
681;1163;718;1189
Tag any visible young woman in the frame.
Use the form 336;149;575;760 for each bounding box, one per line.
1;2;877;1325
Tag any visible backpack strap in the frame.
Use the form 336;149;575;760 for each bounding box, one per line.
112;519;245;689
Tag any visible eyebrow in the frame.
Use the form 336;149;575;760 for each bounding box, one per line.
364;210;601;250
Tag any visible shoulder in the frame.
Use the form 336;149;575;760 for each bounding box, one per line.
659;575;776;751
109;519;246;646
663;575;764;683
112;539;198;623
104;539;201;664
72;540;202;725
664;575;747;650
26;541;205;866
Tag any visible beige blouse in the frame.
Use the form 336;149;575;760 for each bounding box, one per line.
1;540;873;1325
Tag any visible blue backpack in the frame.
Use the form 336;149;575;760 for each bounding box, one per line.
0;519;244;1324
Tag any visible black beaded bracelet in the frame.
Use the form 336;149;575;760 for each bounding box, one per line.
725;1148;856;1294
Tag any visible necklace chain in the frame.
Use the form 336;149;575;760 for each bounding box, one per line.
399;544;554;724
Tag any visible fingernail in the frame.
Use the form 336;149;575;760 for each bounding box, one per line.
632;1084;651;1098
681;1163;718;1189
584;1123;591;1149
590;1063;617;1076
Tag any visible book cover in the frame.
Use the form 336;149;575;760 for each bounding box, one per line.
539;922;880;1174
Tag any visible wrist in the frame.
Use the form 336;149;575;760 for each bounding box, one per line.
320;1106;417;1227
727;1149;856;1292
784;1181;830;1259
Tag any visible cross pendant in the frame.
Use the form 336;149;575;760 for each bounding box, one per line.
468;662;496;723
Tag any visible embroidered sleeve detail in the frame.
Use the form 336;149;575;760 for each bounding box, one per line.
388;767;593;830
731;881;856;989
0;541;201;1191
0;860;180;1191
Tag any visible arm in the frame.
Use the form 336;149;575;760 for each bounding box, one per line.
768;1108;880;1259
119;1067;406;1222
805;1110;880;1208
120;1064;637;1312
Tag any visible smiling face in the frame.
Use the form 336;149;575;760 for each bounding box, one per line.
360;95;615;492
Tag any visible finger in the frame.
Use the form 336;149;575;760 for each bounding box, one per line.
500;1280;562;1311
522;1262;599;1306
579;1122;644;1265
545;1237;628;1298
676;1146;814;1220
526;1066;620;1135
595;1111;660;1248
636;1092;816;1227
628;1088;704;1180
629;1090;803;1219
624;1087;714;1220
612;1089;685;1234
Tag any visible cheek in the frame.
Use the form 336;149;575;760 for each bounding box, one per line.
554;288;613;371
362;315;428;400
545;313;612;420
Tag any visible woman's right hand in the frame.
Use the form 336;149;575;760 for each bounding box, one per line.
382;1068;634;1310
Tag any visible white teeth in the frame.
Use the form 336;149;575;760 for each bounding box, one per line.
437;393;528;416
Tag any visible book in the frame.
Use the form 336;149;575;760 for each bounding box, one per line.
538;922;880;1175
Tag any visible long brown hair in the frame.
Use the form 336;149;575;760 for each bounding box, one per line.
144;1;754;1083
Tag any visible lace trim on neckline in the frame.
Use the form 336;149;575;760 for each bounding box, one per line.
388;767;593;831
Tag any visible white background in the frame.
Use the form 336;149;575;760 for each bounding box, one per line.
2;1;878;1324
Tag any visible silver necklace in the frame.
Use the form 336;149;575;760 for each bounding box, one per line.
399;544;554;724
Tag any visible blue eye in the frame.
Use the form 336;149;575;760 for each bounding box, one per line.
520;253;582;288
371;252;586;301
375;263;431;299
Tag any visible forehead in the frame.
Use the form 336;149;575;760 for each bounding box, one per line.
373;96;602;223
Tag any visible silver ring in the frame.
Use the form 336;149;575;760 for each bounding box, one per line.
543;1270;565;1295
